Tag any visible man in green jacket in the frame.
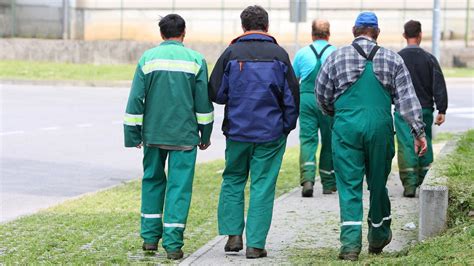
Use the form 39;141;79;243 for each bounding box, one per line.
123;14;213;260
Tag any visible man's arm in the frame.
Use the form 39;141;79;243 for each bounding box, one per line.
430;54;448;125
194;58;214;148
124;59;146;148
209;49;230;104
316;56;336;116
282;60;300;135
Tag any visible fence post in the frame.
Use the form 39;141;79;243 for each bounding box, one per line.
11;0;16;37
63;0;69;39
432;0;441;60
466;0;471;47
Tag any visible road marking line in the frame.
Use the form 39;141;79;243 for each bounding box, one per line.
448;107;474;114
76;123;93;128
40;126;60;131
454;113;474;119
0;130;25;136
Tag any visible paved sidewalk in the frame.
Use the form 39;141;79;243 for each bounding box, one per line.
181;174;417;265
181;143;445;265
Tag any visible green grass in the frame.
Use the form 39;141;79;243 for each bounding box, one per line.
443;67;474;78
0;147;299;264
0;60;135;81
288;130;474;265
0;60;472;81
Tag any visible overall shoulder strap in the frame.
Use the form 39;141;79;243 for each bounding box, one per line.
352;42;380;61
309;44;332;60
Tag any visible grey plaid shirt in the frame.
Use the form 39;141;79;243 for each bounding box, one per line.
316;36;425;137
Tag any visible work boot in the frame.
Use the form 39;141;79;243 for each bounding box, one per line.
403;187;416;198
302;181;314;197
166;249;184;260
224;235;243;252
142;242;158;251
323;186;337;195
246;247;267;259
338;252;359;261
368;232;393;255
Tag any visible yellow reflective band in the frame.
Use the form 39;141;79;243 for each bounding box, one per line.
196;111;214;125
142;59;201;75
124;113;143;126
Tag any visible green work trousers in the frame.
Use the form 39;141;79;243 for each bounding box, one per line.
299;92;336;190
218;137;287;249
140;146;197;252
332;61;394;254
395;108;434;190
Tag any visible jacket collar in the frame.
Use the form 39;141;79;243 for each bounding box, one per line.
230;31;278;45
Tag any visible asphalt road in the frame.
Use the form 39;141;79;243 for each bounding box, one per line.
1;80;473;222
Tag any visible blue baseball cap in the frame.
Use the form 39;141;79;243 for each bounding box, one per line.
354;12;378;28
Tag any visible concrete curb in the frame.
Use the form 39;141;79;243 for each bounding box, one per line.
0;79;131;88
179;187;300;266
418;140;457;241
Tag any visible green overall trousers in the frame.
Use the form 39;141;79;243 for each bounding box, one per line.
332;44;394;254
140;146;197;252
299;44;336;190
395;108;434;190
218;137;287;249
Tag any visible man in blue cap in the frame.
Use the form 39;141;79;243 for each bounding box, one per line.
316;12;427;260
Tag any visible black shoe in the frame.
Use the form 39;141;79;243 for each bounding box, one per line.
142;242;158;251
403;187;416;198
302;181;314;197
224;235;243;252
246;247;267;259
338;252;359;261
369;232;393;255
166;249;184;260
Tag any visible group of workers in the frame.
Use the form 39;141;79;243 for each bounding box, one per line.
124;5;447;261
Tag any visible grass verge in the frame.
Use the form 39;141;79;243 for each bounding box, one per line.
0;147;299;264
0;60;472;81
288;130;474;264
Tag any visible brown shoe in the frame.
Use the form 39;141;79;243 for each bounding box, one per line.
142;242;158;251
369;231;393;255
224;235;243;252
338;252;359;261
302;181;314;197
166;249;184;260
246;247;267;259
323;186;337;194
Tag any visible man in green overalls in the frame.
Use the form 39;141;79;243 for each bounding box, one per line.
124;14;213;260
316;12;428;261
293;19;337;197
396;20;448;197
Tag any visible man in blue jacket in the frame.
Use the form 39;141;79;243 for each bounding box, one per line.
209;5;299;259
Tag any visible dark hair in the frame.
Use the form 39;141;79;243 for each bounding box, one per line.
404;20;422;38
312;20;330;39
240;5;269;31
353;26;380;40
159;14;185;38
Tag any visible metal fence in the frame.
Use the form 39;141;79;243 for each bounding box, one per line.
1;0;473;47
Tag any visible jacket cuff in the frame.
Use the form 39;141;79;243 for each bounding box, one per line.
438;110;446;114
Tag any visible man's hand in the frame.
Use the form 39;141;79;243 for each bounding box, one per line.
434;113;445;126
199;142;211;150
136;143;143;149
414;136;427;157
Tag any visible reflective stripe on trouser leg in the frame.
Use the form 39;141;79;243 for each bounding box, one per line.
141;146;168;244
417;108;434;186
317;106;336;190
365;126;394;248
394;112;419;190
299;93;319;184
162;148;197;251
246;137;287;249
332;129;365;254
218;140;253;236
